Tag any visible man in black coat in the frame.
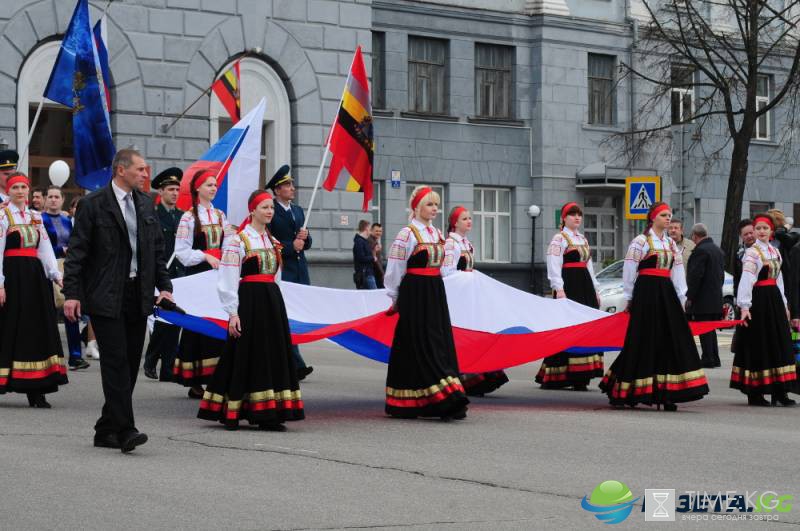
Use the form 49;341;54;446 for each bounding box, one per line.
143;168;185;381
353;220;377;289
685;223;725;368
64;149;173;453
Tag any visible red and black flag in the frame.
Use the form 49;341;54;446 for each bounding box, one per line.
322;46;374;211
212;60;241;123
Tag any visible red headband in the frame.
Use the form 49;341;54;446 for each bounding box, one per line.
6;175;30;190
248;192;273;213
561;202;579;220
753;215;775;231
448;206;467;233
649;203;671;221
192;171;216;191
411;187;432;211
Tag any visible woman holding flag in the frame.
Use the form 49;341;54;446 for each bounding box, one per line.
600;202;709;410
0;173;67;408
198;190;304;431
173;170;228;398
442;205;509;396
383;186;469;420
536;202;603;391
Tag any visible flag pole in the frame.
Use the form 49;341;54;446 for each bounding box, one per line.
18;99;45;170
302;47;360;230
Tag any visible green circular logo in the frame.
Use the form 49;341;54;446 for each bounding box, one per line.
591;480;635;506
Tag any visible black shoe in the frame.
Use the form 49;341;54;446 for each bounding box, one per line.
771;393;797;407
451;407;467;420
572;384;589;391
188;387;204;399
224;419;239;431
143;367;158;380
27;393;51;408
663;403;678;412
296;366;314;381
258;422;287;432
119;431;148;453
93;433;121;449
69;358;91;371
748;393;771;407
701;361;717;369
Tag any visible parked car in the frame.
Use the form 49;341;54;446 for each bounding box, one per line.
595;260;735;319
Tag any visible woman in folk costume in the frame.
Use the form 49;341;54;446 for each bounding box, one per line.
599;202;709;410
383;186;469;420
198;191;304;431
173;170;228;398
731;213;797;406
442;205;508;396
536;202;603;391
0;173;66;408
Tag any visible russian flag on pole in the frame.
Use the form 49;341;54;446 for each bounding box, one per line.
177;97;266;224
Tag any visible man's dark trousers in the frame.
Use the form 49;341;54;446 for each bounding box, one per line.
692;313;721;367
143;322;179;381
92;279;148;438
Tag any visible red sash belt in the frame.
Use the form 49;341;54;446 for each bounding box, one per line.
204;249;222;260
562;262;587;269
4;248;37;258
240;274;275;283
638;268;671;278
407;267;441;276
754;278;777;287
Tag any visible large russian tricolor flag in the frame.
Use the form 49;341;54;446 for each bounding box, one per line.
177;97;266;224
158;271;736;372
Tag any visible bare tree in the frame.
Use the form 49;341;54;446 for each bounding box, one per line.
611;0;800;271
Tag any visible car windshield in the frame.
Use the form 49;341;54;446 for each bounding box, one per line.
597;260;623;279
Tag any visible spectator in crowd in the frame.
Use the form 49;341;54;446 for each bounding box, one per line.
30;187;45;212
767;209;799;294
685;223;725;368
669;218;695;268
68;196;80;219
733;219;756;298
368;223;384;288
353;220;377;289
42;185;89;370
0;149;18;202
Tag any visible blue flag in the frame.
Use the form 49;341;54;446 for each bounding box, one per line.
43;0;115;191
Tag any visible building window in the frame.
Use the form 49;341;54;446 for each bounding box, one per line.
475;43;514;119
369;180;382;224
754;74;770;140
587;54;616;125
408;36;448;114
407;183;446;233
473;187;511;262
671;66;694;124
371;32;386;109
749;201;773;218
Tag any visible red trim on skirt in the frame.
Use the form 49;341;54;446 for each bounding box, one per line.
638;268;671;278
240;274;276;283
562;262;587;269
407;267;441;276
754;279;777;287
4;248;37;257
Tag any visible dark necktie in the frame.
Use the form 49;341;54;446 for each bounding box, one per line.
123;193;138;276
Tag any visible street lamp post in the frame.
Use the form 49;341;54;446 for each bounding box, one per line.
528;204;541;295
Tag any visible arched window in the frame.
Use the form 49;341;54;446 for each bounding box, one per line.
209;57;291;187
16;41;83;198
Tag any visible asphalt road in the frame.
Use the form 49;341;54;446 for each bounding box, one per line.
2;331;799;530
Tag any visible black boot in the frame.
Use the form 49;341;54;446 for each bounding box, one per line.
27;393;51;408
771;392;797;407
748;393;771;407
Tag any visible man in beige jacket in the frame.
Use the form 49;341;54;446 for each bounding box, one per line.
669;218;695;269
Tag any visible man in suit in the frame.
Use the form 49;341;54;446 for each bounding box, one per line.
266;165;313;380
685;223;725;368
64;149;173;453
143;168;185;381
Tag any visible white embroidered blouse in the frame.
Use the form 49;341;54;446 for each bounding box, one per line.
0;204;61;286
442;232;474;277
384;218;446;302
622;229;687;305
736;239;786;309
174;204;227;267
545;227;599;291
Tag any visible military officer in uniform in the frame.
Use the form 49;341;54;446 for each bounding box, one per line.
266;165;314;380
143;168;185;381
0;150;19;203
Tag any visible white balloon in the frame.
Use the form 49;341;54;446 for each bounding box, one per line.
49;160;70;187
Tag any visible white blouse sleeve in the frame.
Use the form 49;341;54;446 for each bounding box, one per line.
35;218;61;282
736;248;760;309
546;233;566;291
441;237;459;278
0;213;8;286
384;227;415;302
778;271;788;307
175;212;206;267
217;232;243;317
623;236;647;301
587;253;599;290
669;240;687;305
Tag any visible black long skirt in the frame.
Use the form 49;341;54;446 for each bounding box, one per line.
0;256;66;395
730;284;797;395
385;274;469;418
198;282;304;425
460;371;509;396
173;263;225;386
599;274;709;405
536;267;603;388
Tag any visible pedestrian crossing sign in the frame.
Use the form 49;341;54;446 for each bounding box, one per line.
625;176;661;220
